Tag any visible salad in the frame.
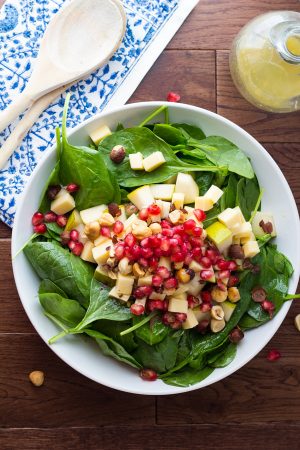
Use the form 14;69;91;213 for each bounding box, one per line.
22;95;295;387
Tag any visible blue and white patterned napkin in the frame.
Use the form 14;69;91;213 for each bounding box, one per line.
0;0;198;227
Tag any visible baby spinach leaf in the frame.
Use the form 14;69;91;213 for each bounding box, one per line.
189;136;255;179
94;320;137;353
153;124;186;146
220;173;238;211
59;94;120;209
209;343;237;368
203;205;221;227
39;292;85;328
39;161;61;213
172;123;206;140
194;172;215;195
98;127;220;188
236;176;260;220
239;313;262;330
134;316;169;346
39;279;67;297
24;241;94;307
162;366;214;387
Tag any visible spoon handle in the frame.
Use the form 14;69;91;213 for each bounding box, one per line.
0;86;66;170
0;91;34;134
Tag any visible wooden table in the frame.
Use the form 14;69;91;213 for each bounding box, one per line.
1;1;300;449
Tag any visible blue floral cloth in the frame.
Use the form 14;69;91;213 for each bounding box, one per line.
0;0;178;226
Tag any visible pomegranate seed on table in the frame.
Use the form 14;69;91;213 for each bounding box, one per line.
152;274;163;287
71;242;84;256
139;208;149;221
167;91;181;102
44;211;57;223
194;209;206;222
156;266;170;279
267;349;281;361
148;204;161;215
101;226;111;237
140;368;158;381
56;215;68;228
66;183;80;193
130;304;145;316
32;212;44;226
113;220;124;235
70;229;79;241
33;223;47;234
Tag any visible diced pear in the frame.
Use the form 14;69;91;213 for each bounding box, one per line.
186;273;205;296
150;184;175;200
251;211;277;237
80;204;106;224
204;185;223;204
74;223;88;244
155;200;171;218
143;151;166;172
149;292;166;300
134;297;147;307
218;206;245;229
127;185;155;210
92;240;112;265
174;284;190;296
116;273;135;296
172;192;185;209
182;309;198;329
164;174;177;184
109;286;130;302
243;240;260;258
81;241;96;263
123;213;139;232
194;196;214;211
51;190;75;215
206;221;233;254
94;235;110;247
193;307;211;323
175;173;199;204
232;236;241;245
137;275;153;286
94;265;116;287
172;292;188;302
159;256;171;271
117;205;127;223
65;209;82;231
231;222;253;239
90;124;111;145
168;298;188;314
222;301;236;322
129;152;144;170
189;260;203;272
240;232;255;245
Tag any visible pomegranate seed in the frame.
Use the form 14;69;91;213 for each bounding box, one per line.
229;327;244;343
156;266;170;279
190;237;203;247
170;320;182;329
113;220;124;235
140;368;158;381
125;233;136;247
192;227;203;237
228;274;239;287
218;269;230;280
140;237;150;248
162;300;169;311
217;259;230;270
261;300;275;317
68;240;76;251
72;242;84;256
181;242;189;255
185;254;193;265
32;212;44;226
175;313;187;323
148;204;161;215
164;277;178;290
187;295;200;309
171;245;180;255
205;248;218;264
60;231;70;245
200;270;214;281
66;183;79;193
173;225;185;235
200;256;211;268
167;91;181;102
47;185;61;200
139;208;149;221
101;226;111;238
148;300;164;311
134;286;153;299
70;229;79;241
170;237;180;247
56;215;68;228
192;247;202;260
161;238;171;253
228;261;238;271
201;303;212;312
171;252;185;263
197;319;210;334
161;220;171;229
149;235;161;247
148;257;159;270
194;209;206;222
130;304;145;316
183;219;196;233
115;243;125;259
131;244;142;260
33;223;47;234
138;257;149;268
217;280;227;291
267;349;281;361
162;228;173;237
44;211;57;223
141;247;153;259
162;312;176;325
201;291;212;303
152;274;163;287
154;248;163;258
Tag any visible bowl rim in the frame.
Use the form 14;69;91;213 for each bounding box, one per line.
11;101;300;395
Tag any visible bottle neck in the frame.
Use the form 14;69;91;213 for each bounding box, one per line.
270;20;300;64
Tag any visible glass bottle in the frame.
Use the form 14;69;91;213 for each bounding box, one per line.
229;11;300;113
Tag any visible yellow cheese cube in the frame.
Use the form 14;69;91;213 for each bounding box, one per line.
51;190;75;215
81;241;96;263
182;309;198;329
218;206;245;229
143;151;166;172
172;192;185;209
129;152;144;170
92;239;112;265
204;185;224;203
80;204;106;224
168;298;188;314
240;232;255;245
243;240;260;258
194;196;214;211
90;124;111;145
116;274;135;296
232;222;253;239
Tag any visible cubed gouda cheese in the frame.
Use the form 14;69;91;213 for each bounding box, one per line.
92;240;112;265
218;206;245;229
51;190;75;215
80;204;106;224
129;152;144;170
243;240;260;258
194;196;214;211
81;241;96;263
204;185;224;204
168;298;188;314
116;274;135;296
90;125;111;145
182;309;198;329
143;151;166;172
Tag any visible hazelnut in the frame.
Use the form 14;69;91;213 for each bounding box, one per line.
110;145;126;163
295;314;300;332
29;370;44;387
124;203;139;217
99;213;115;226
210;318;226;333
108;203;121;217
118;257;132;275
228;287;241;303
228;244;244;260
211;286;228;303
84;221;100;241
149;223;162;234
132;221;152;239
133;263;146;278
211;305;225;321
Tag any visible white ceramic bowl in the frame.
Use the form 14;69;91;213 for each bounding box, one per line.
12;101;300;395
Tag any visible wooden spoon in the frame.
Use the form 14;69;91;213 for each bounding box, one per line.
0;0;126;134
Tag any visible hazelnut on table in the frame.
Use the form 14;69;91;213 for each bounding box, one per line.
29;370;44;387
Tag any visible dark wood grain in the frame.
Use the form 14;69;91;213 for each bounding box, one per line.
0;222;11;238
